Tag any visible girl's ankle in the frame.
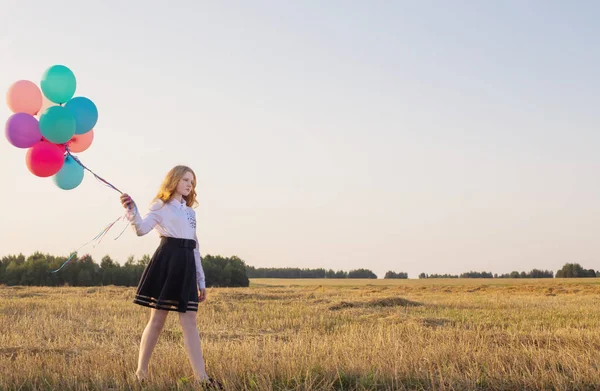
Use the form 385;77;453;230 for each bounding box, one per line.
136;369;148;380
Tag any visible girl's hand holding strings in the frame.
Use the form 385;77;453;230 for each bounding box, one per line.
120;193;134;210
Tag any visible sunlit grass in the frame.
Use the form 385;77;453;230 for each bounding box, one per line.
1;279;599;390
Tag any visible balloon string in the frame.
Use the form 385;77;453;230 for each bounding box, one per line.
48;148;131;273
48;215;129;273
65;147;124;194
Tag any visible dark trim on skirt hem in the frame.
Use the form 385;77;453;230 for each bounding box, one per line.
133;295;198;313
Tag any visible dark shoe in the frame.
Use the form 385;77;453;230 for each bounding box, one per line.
202;377;224;390
132;371;148;386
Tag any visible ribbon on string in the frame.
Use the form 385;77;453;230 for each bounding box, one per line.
49;147;132;273
49;214;130;273
66;148;124;194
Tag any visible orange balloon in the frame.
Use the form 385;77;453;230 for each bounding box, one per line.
68;129;94;153
6;80;43;115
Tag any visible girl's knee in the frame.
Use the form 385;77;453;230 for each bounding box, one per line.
178;312;197;327
149;318;166;331
149;311;168;330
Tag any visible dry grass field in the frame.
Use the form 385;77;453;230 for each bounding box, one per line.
1;278;600;390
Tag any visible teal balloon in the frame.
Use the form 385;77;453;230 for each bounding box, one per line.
66;97;98;134
53;155;84;190
39;106;76;144
41;65;77;104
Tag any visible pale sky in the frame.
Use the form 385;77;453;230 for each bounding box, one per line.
1;1;599;279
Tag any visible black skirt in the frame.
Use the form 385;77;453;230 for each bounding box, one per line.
132;236;199;313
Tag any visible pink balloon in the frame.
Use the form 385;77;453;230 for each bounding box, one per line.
6;80;43;115
41;136;67;154
26;141;65;177
5;113;42;148
68;129;94;153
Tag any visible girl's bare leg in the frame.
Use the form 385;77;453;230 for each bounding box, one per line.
178;310;209;381
136;308;169;380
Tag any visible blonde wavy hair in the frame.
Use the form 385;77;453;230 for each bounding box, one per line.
153;165;198;208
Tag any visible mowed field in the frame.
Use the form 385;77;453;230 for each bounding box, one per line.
1;278;600;390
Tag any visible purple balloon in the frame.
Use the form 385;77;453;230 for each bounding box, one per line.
5;113;42;148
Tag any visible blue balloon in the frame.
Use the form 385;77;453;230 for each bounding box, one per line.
53;155;84;190
41;65;77;104
39;106;76;144
65;97;98;135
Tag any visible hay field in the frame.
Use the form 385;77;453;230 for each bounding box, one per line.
1;278;600;390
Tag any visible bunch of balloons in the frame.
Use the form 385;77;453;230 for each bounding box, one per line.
5;65;98;190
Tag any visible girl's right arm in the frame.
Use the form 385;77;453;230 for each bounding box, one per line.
121;194;163;236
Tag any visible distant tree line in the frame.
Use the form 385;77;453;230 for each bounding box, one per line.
0;252;249;287
419;272;494;278
419;273;459;279
245;266;378;279
203;255;249;287
2;253;597;285
418;272;494;278
461;271;494;278
555;263;598;278
384;271;408;279
419;264;598;279
495;269;554;278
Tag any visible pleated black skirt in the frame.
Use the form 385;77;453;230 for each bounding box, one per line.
133;236;199;313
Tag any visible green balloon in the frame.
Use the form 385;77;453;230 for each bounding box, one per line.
39;106;76;144
41;65;77;104
53;155;84;190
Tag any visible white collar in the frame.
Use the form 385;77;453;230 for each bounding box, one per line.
168;198;186;208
